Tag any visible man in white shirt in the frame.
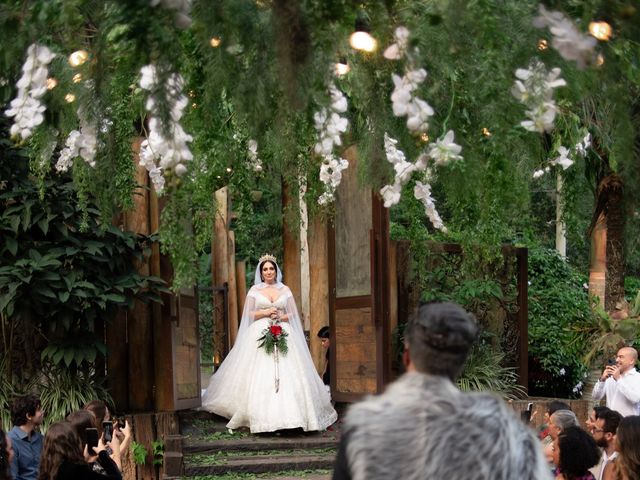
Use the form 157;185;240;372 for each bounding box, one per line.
588;408;622;480
592;347;640;416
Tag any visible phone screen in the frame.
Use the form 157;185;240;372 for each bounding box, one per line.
102;421;113;443
86;428;99;454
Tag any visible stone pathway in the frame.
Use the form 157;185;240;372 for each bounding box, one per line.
178;409;343;479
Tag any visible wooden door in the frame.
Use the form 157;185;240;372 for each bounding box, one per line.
328;146;391;402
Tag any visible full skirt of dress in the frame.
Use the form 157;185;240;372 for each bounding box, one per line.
201;318;337;433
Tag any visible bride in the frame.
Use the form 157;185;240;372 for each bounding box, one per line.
201;254;337;433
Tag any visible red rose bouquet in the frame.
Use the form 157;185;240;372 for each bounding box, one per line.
258;320;289;355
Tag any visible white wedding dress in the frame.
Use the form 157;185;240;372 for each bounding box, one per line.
201;269;337;433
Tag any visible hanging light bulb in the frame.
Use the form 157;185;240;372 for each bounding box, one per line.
68;50;89;67
420;133;429;143
589;21;612;41
46;78;58;90
596;53;605;66
334;57;350;76
72;73;82;83
210;37;221;48
537;39;548;51
481;128;491;137
64;93;76;103
349;13;377;52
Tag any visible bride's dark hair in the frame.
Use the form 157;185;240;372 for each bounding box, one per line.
259;260;277;282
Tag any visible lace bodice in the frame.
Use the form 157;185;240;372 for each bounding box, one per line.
254;292;288;310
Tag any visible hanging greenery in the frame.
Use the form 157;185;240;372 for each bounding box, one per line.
1;0;639;290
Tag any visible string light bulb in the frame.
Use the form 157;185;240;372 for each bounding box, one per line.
589;21;612;41
349;13;377;52
420;133;429;143
46;78;58;90
537;39;548;51
68;50;89;67
64;93;76;103
596;53;605;66
210;37;221;48
482;128;491;137
72;73;82;83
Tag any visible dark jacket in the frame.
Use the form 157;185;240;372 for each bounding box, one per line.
55;451;121;480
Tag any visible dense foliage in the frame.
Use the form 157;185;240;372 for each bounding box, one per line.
1;0;638;288
0;119;165;391
527;247;590;398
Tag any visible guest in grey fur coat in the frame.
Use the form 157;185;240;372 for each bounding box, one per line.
332;302;552;480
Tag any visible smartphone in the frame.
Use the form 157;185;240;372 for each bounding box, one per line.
521;402;533;423
86;427;99;454
102;421;113;443
607;358;616;366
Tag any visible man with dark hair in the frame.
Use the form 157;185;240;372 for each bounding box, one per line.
8;394;44;480
332;302;551;480
589;409;622;480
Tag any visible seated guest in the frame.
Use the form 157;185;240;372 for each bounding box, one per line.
603;415;640;480
8;394;44;480
589;409;621;480
333;302;551;480
586;406;611;432
66;411;121;471
0;429;14;480
540;401;572;445
552;426;600;480
37;421;121;480
545;410;580;463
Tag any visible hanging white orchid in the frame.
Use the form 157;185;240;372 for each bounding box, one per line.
512;60;566;134
533;4;597;69
550;146;574;170
414;181;446;232
138;64;193;193
427;130;463;166
383;26;410;60
150;0;193;29
247;139;263;172
5;44;55;140
314;82;350;205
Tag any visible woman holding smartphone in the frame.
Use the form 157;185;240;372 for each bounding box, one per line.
38;421;121;480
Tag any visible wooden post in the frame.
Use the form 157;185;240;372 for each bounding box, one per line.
125;139;154;412
388;240;398;344
589;213;607;306
236;260;247;324
106;310;128;411
213;188;229;360
308;214;329;373
282;179;302;314
227;231;239;346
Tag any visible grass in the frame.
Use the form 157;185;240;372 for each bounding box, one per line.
187;448;337;466
186;469;332;479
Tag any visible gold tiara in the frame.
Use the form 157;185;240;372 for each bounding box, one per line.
259;253;277;264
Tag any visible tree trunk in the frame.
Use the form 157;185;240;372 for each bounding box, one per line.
601;174;625;312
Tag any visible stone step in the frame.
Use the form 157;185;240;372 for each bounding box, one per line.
184;451;336;476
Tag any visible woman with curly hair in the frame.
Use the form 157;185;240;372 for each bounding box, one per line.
552;426;600;480
603;415;640;480
0;429;13;480
37;421;121;480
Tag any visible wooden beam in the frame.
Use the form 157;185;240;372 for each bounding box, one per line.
227;230;239;346
125;139;154;412
282;179;302;314
213;187;230;358
236;261;247;325
308;215;329;373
